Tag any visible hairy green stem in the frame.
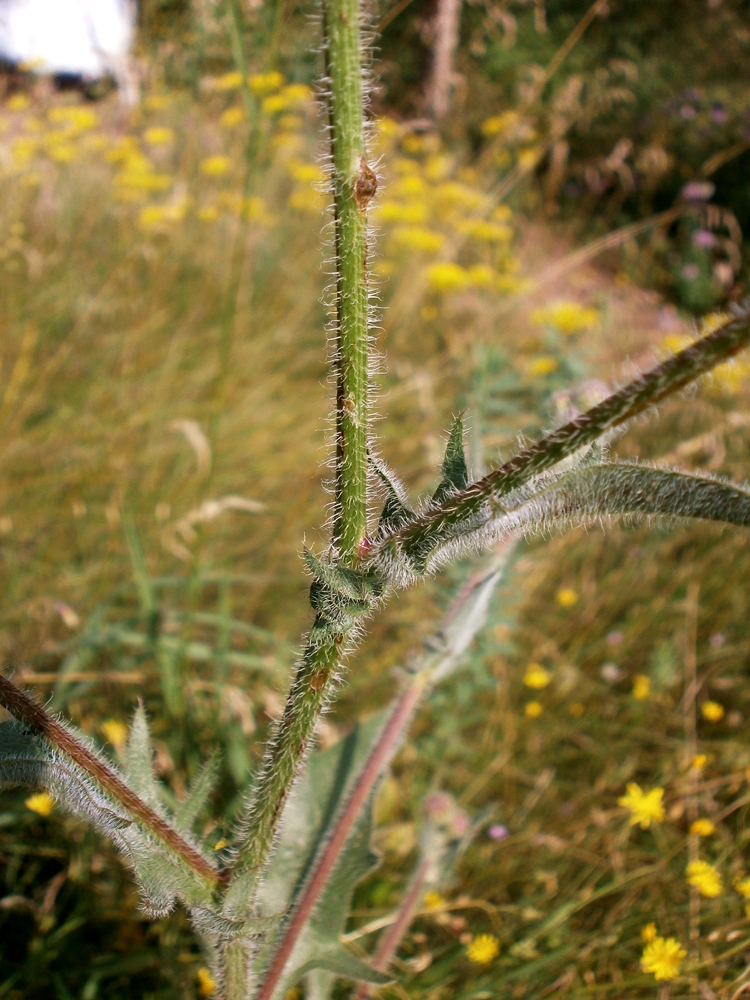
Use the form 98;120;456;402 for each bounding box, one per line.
326;0;375;563
0;674;220;889
229;0;374;895
229;632;341;884
374;304;750;573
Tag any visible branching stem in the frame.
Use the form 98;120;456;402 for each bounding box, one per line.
374;304;750;571
230;0;374;893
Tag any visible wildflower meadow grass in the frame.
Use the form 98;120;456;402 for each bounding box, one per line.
2;18;750;999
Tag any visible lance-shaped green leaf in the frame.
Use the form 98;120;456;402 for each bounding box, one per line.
513;462;750;534
0;721;132;833
370;452;415;536
125;704;165;813
174;751;221;836
432;415;469;505
248;716;391;998
0;719;219;918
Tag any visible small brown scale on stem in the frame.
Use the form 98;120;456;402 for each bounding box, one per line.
354;157;377;210
309;670;329;692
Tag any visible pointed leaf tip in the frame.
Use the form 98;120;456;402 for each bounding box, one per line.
433;415;469;504
369;452;415;535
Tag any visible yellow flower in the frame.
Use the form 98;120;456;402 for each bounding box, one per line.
11;136;39;166
48;144;76;163
220;107;244;128
524;701;543;719
144;94;170;110
734;875;750;899
701;701;724;722
25;792;54;817
391;227;445;254
243;197;274;224
200;155;231;177
48;106;97;131
618;783;665;829
279;114;302;131
262;83;311;114
288;187;325;213
555;587;578;608
661;333;693;356
459;220;513;244
689;818;715;837
641;936;686;981
388;175;428;200
197;967;217;997
426;262;469;293
214;838;228;851
198;205;220;223
481;111;518;137
523;664;551;689
467;264;496;287
374;200;428;225
632;675;651;701
466;934;500;964
8;93;31;112
518;147;541;170
288;161;325;184
100;719;129;752
143;126;175;146
433;181;484;210
641;923;657;942
423;891;445;910
531;301;600;336
213;70;244;91
686;860;723;897
691;754;707;770
700;312;731;336
525;355;559;376
139;199;190;229
247;71;284;95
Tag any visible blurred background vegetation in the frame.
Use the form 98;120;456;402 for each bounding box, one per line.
2;0;750;997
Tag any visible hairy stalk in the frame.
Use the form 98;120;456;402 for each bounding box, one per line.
0;674;220;888
230;634;341;883
326;0;375;562
373;304;750;573
253;546;513;999
229;0;374;890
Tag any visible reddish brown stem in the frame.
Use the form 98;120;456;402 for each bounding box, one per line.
255;673;428;1000
354;859;431;999
0;673;220;888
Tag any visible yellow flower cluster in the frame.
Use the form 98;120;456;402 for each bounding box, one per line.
367;129;519;298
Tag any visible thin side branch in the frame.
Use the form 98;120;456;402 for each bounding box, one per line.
374;303;750;573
